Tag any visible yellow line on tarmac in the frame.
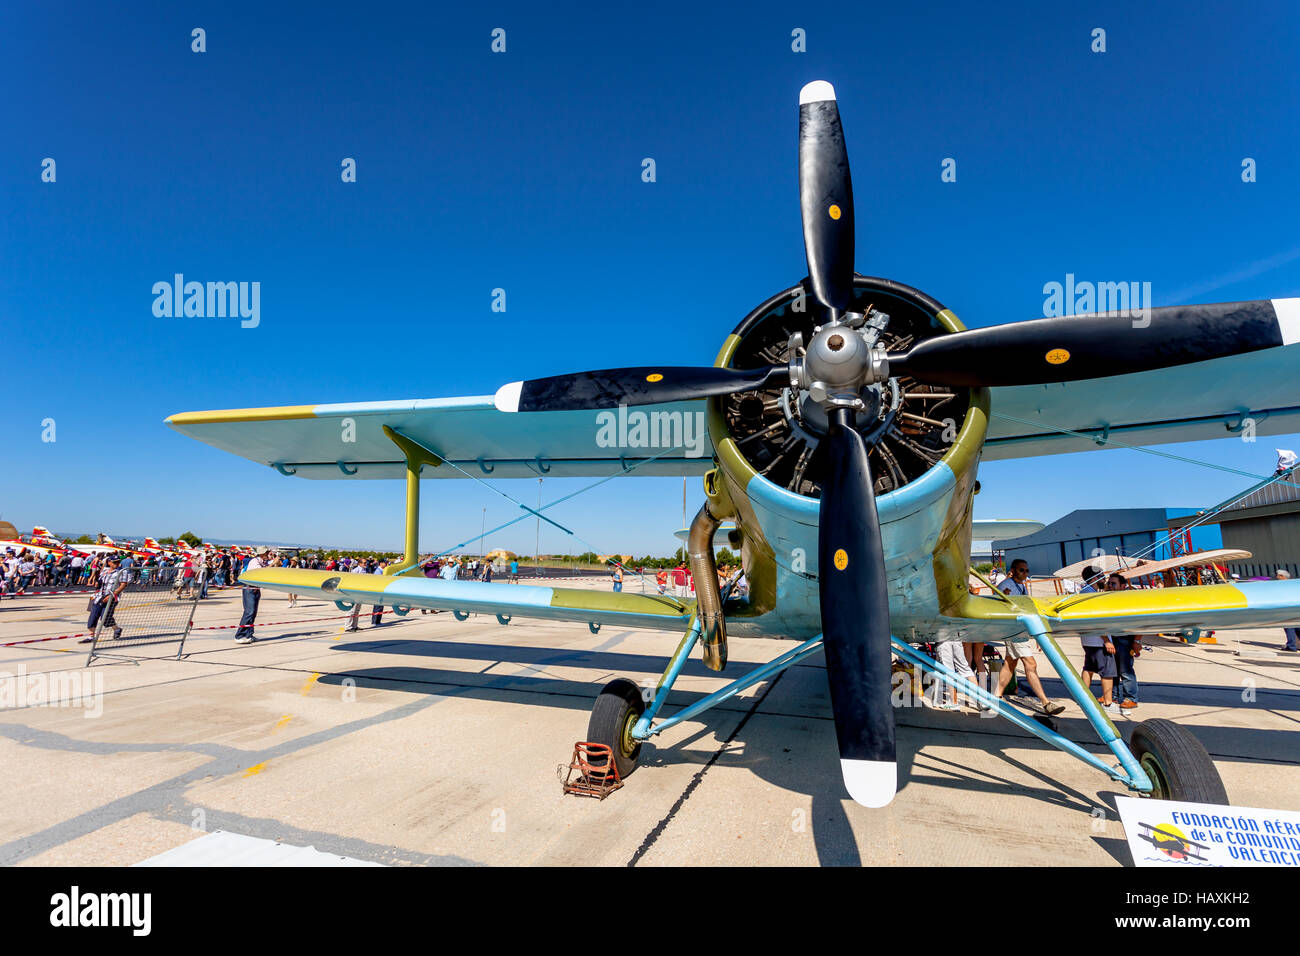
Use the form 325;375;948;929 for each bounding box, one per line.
242;762;267;777
299;673;322;695
272;714;292;732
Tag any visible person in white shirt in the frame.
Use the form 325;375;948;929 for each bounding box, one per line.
78;557;127;643
370;561;387;625
1;552;16;598
235;549;272;644
994;559;1065;715
16;557;36;592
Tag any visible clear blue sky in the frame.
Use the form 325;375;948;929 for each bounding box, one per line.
3;1;1298;555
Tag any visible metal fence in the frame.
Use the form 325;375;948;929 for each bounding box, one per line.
1226;561;1300;580
85;573;198;665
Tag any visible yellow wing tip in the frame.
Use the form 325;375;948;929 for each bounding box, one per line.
166;405;319;426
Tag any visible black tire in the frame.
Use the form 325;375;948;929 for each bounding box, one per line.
587;678;646;780
1130;718;1229;804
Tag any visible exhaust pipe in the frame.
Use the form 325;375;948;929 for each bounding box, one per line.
687;501;727;671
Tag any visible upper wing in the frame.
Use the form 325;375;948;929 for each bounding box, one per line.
971;519;1045;539
956;580;1300;637
985;303;1300;460
166;396;714;479
241;567;693;631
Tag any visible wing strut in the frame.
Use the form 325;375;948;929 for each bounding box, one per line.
380;426;444;576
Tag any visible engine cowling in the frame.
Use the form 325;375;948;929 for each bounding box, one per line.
714;276;972;500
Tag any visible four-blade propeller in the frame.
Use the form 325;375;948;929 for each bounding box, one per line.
493;78;1291;808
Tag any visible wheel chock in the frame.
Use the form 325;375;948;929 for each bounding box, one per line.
561;742;624;799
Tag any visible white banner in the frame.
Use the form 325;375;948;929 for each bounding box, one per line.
1116;796;1300;867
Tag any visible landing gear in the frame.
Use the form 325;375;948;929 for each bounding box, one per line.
1130;718;1229;803
587;678;645;780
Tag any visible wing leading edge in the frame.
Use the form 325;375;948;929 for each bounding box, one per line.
166;396;714;480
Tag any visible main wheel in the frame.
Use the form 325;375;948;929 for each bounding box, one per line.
587;678;646;780
1130;718;1229;804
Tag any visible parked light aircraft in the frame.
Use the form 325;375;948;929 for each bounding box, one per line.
167;81;1300;809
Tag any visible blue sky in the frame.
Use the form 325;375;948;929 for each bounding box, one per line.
2;1;1298;555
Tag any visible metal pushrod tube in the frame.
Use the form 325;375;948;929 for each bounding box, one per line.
687;501;728;671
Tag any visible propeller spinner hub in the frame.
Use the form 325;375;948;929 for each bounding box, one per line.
799;324;890;404
806;325;870;387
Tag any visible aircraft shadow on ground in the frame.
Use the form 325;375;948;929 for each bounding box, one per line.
323;639;1300;756
306;639;1297;865
337;637;759;681
1033;674;1300;711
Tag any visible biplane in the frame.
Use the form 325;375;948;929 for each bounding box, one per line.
1137;821;1211;863
167;81;1300;808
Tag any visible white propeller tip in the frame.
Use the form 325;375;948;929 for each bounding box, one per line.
800;80;836;105
494;381;523;413
841;758;897;808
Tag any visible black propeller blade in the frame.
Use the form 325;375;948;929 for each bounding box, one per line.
799;81;856;315
818;406;896;808
494;364;788;413
889;299;1295;388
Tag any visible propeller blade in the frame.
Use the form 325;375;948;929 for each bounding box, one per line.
495;364;788;413
889;299;1299;388
818;406;896;808
799;81;855;314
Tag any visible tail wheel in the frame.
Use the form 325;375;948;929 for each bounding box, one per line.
1130;718;1229;804
587;678;646;780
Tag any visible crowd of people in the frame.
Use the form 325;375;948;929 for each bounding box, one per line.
933;558;1158;715
1;544;268;597
932;556;1300;717
0;546;532;601
18;538;1293;700
649;563;747;598
2;547;116;593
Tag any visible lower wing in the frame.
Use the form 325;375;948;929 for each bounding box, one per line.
242;568;693;631
953;580;1300;638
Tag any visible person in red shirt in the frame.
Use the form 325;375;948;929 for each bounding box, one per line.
671;563;688;598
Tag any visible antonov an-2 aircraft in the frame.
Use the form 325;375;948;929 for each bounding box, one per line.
168;81;1300;809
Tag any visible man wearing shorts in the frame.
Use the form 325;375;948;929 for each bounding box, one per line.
1076;566;1116;710
994;558;1065;715
79;556;126;643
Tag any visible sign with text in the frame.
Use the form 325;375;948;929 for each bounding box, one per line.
1117;796;1300;867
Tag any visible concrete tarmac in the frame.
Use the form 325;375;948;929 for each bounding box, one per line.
1;581;1297;866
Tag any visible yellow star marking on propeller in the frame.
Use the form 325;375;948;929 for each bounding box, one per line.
833;549;849;570
646;373;664;382
828;204;842;220
1046;348;1070;365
